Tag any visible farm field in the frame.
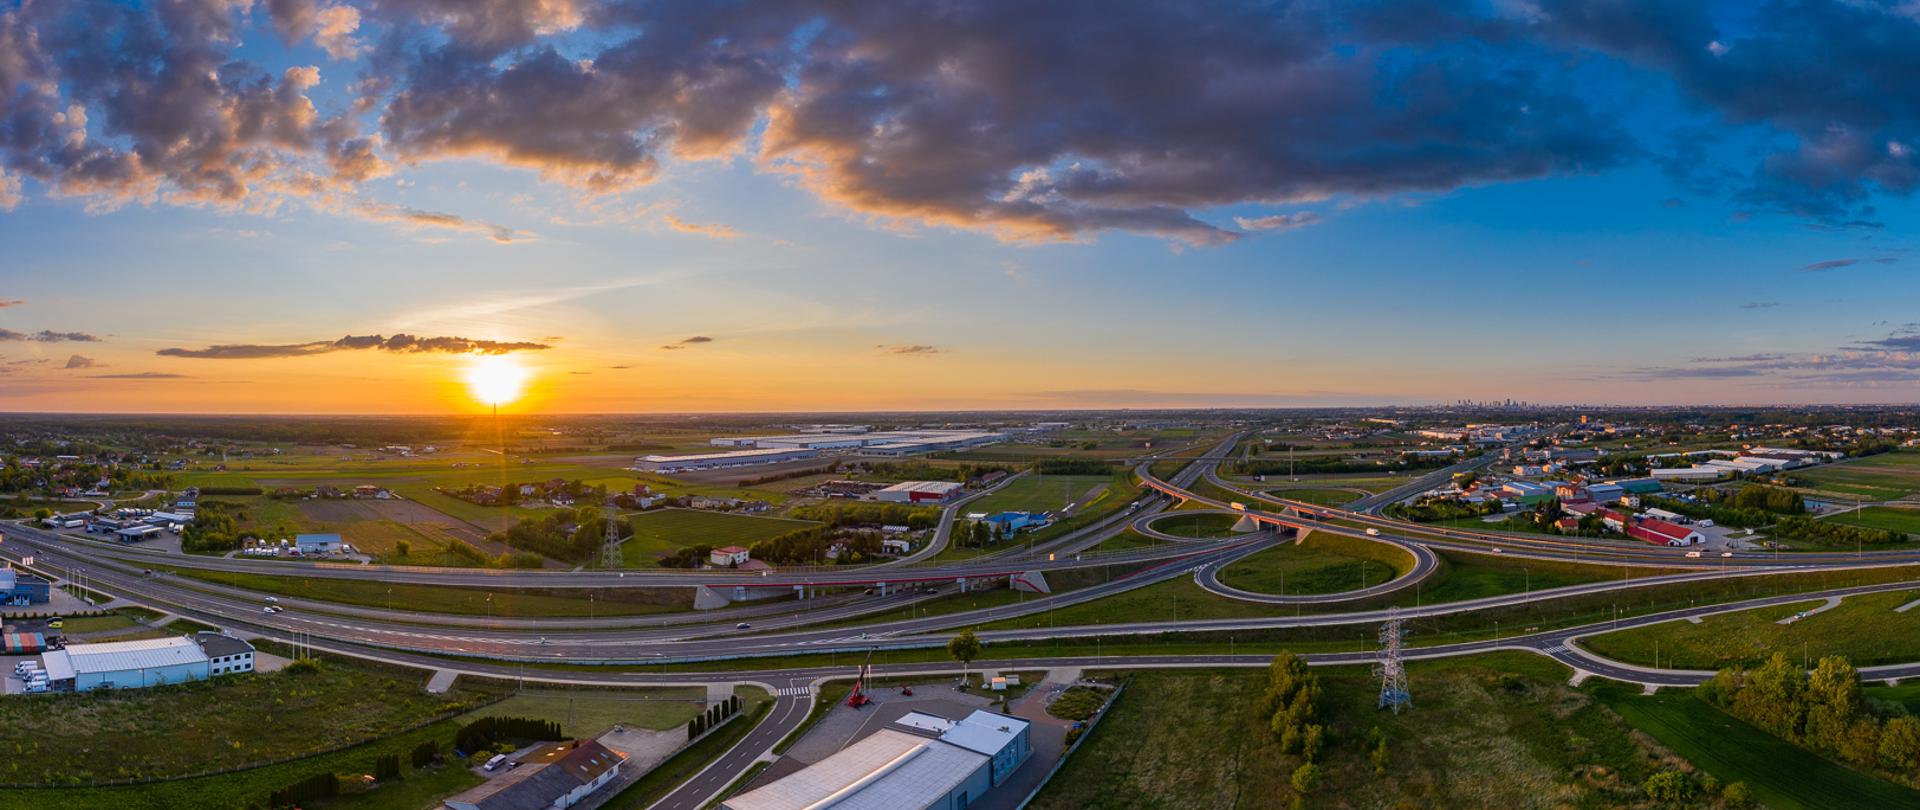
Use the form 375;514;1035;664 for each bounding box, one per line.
1792;451;1920;500
966;474;1112;515
1577;589;1920;669
620;508;819;567
1033;653;1676;809
1215;534;1406;595
1594;685;1920;810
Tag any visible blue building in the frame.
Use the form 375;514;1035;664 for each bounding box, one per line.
0;568;51;606
981;511;1051;536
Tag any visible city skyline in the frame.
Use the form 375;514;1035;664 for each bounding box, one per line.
6;1;1920;412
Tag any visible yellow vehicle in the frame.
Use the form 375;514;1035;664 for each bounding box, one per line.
45;617;63;629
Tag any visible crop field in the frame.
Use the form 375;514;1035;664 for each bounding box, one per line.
1594;685;1920;810
1792;451;1920;500
1034;653;1675;809
1577;588;1920;669
966;474;1112;515
1217;534;1406;595
167;567;692;617
621;508;819;566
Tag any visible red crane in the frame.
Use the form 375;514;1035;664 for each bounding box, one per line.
846;648;874;708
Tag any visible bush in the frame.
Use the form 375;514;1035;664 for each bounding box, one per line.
268;771;339;808
283;658;322;675
1643;770;1693;803
1772;515;1905;547
409;740;439;768
1722;781;1753;807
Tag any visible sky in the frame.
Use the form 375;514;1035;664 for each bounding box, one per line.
5;0;1920;413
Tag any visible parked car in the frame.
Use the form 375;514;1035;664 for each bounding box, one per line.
484;754;508;771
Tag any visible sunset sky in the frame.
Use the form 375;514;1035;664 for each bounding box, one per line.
5;0;1920;413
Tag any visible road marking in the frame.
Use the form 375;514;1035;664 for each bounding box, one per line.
775;686;813;697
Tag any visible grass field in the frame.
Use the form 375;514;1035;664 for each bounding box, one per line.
620;509;819;566
1033;653;1672;809
967;474;1113;515
0;659;488;786
1577;588;1920;669
167;567;691;617
1147;511;1248;538
461;687;708;736
1593;685;1920;809
1821;505;1920;538
1793;451;1920;500
600;686;773;810
1216;534;1406;595
1263;487;1364;506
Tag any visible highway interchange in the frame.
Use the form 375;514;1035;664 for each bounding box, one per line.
7;430;1920;808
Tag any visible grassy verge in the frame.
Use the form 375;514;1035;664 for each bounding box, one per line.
1216;533;1409;596
621;509;819;567
1593;685;1920;809
1146;511;1247;538
599;686;773;809
1577;588;1920;669
163;566;691;618
460;688;709;736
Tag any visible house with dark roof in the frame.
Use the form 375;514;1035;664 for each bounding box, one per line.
443;739;626;810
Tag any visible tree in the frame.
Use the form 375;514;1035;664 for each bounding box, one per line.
947;629;982;676
1733;653;1807;739
1642;770;1693;803
1300;724;1324;764
1290;762;1322;794
1806;656;1863;751
394;539;410;558
1722;782;1753;808
1879;715;1920;772
1370;736;1390;776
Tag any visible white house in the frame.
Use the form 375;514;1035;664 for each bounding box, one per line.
710;546;751;567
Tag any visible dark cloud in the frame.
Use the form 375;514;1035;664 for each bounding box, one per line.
878;344;943;356
659;336;713;350
1800;258;1859;272
353;203;522;243
63;354;99;369
156;333;550;359
1738;302;1779;310
0;329;101;342
1632;326;1920;386
1690;353;1785;363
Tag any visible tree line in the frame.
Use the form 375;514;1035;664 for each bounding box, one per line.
1700;653;1920;787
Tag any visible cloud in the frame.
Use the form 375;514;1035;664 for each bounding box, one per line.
352;202;524;243
63;354;99;369
1800;258;1859;272
0;170;20;211
1233;212;1324;232
0;298;24;308
0;329;101;342
1738;302;1779;310
1629;326;1920;386
663;215;740;239
659;336;714;351
90;372;188;379
156;333;551;359
878;344;943;356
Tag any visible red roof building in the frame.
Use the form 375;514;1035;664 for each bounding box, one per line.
1627;518;1704;547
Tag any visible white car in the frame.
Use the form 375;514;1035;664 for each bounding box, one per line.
264;596;279;603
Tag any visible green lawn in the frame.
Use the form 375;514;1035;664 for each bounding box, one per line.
620;509;819;566
1147;511;1248;538
1593;686;1920;810
1033;653;1671;809
1410;550;1635;604
1821;506;1920;538
1215;535;1405;596
1263;487;1363;506
0;660;488;786
967;474;1113;515
460;687;707;736
1578;588;1920;669
599;686;773;810
167;567;691;617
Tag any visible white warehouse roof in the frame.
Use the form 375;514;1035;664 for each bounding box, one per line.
58;636;209;674
724;728;985;810
937;710;1030;759
877;481;963;495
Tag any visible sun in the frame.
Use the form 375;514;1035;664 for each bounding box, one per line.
465;354;530;408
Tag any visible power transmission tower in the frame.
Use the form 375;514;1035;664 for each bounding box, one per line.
1375;608;1412;714
600;507;624;569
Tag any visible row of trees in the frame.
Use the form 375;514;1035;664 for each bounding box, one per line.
454;716;564;754
1700;653;1920;783
1260;653;1327;808
1770;515;1906;547
1032;459;1115;475
487;507;621;563
181;500;245;553
689;695;746;739
1231;454;1457;477
788;501;941;529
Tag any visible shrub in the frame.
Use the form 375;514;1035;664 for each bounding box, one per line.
1643;770;1694;803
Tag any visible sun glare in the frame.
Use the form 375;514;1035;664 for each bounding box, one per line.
465;354;530;408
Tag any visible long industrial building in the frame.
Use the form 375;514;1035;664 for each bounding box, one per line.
724;709;1031;810
709;429;1006;457
631;447;819;473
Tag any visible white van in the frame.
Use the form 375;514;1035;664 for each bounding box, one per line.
1684;551;1702;558
484;754;508;771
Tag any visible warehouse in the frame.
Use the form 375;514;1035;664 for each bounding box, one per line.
295;533;344;554
0;568;51;605
632;447;818;473
725;710;1030;810
710;430;1006;456
869;481;965;504
1627;518;1705;547
42;637;211;691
